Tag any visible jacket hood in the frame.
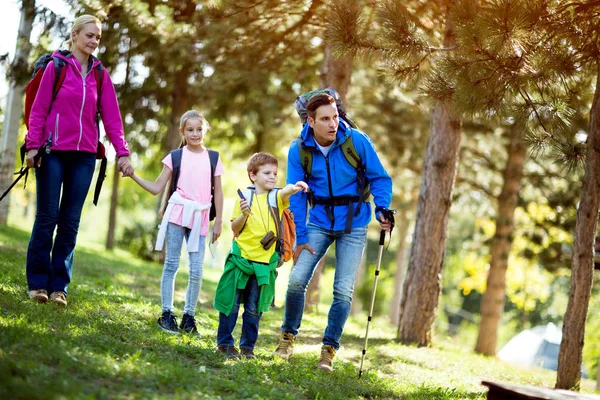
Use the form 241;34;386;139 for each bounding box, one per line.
52;50;102;71
299;119;352;150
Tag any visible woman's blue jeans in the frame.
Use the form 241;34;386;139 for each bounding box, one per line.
282;222;367;350
217;275;262;350
26;151;96;295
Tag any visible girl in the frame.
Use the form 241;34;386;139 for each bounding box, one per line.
25;15;132;306
131;110;223;335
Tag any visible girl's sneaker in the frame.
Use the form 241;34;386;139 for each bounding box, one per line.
157;311;179;334
180;313;199;336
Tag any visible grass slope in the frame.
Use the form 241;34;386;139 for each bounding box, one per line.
0;224;596;399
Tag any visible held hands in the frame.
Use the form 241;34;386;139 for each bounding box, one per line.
26;149;41;168
118;156;134;177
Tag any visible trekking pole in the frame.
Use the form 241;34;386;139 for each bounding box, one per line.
359;208;395;378
0;149;43;203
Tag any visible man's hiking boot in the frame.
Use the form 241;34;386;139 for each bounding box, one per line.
157;311;179;334
49;291;67;306
240;348;256;359
179;313;199;336
217;345;240;359
317;345;336;372
273;332;295;360
29;289;48;303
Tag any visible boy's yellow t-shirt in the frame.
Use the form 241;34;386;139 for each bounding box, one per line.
231;191;289;264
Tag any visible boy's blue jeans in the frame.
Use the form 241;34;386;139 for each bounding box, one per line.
217;275;262;350
282;222;367;350
26;151;96;295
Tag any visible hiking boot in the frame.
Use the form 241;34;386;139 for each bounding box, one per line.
273;332;295;360
216;345;240;359
240;348;256;359
179;313;199;336
157;311;179;334
49;291;67;306
29;289;48;303
317;345;336;372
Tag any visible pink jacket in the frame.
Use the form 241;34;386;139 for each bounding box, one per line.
26;50;130;157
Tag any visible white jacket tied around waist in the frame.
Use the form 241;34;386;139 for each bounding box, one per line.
155;191;211;252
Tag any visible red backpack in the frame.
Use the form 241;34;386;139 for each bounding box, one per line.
23;51;107;205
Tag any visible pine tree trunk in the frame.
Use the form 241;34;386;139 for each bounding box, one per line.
475;133;526;356
390;210;410;326
397;12;461;347
105;162;120;249
555;67;600;391
304;45;354;311
0;0;35;224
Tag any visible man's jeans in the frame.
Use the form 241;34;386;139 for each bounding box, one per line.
161;223;205;316
282;222;367;350
217;275;262;350
26;151;96;295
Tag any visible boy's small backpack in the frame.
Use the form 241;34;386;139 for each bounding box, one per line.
23;50;108;206
168;148;220;221
241;187;296;267
294;87;371;233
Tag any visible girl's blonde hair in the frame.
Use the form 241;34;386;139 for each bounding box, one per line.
65;15;102;49
179;110;210;147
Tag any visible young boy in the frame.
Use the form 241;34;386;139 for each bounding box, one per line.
214;152;308;359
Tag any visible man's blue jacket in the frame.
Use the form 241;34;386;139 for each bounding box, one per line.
287;120;392;245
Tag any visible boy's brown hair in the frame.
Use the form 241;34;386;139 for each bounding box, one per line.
247;152;278;182
306;94;336;120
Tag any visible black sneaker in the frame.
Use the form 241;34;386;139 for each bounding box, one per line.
157;311;179;334
217;345;240;359
180;313;199;336
240;348;256;359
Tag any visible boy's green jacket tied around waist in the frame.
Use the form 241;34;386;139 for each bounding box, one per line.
213;241;278;316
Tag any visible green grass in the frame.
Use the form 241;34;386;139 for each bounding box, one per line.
1;224;598;399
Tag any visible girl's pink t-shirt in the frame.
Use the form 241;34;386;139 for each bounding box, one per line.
162;147;224;236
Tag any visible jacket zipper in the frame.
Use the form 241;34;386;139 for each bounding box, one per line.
73;59;89;151
325;156;335;230
54;113;60;145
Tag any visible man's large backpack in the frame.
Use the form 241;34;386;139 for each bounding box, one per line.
168;148;220;221
23;50;108;206
240;187;296;267
294;87;370;233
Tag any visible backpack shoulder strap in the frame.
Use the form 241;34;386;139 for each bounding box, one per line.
268;188;282;238
51;57;67;102
296;139;312;178
208;150;219;192
244;187;254;208
169;148;183;196
340;130;361;170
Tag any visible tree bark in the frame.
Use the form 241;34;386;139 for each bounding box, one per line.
390;209;410;326
105;162;120;249
0;0;35;224
304;45;354;310
475;132;527;356
555;67;600;391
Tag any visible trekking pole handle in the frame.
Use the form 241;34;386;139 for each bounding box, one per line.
379;230;386;245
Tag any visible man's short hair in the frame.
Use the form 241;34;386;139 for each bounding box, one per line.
306;94;336;120
247;152;278;181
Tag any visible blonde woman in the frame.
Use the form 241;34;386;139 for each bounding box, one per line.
25;15;132;306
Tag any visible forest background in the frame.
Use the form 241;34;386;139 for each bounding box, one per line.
1;0;600;393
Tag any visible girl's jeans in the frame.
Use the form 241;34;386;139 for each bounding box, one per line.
282;222;367;350
217;275;262;350
161;222;205;316
26;151;96;295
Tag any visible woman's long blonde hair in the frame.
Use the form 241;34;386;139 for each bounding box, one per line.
65;15;101;49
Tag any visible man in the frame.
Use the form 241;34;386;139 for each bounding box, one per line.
274;93;392;371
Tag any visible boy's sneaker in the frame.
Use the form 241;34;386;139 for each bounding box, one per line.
240;348;256;359
317;345;336;372
29;289;48;303
273;332;295;360
180;313;199;336
157;311;179;334
49;291;67;306
217;345;240;359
